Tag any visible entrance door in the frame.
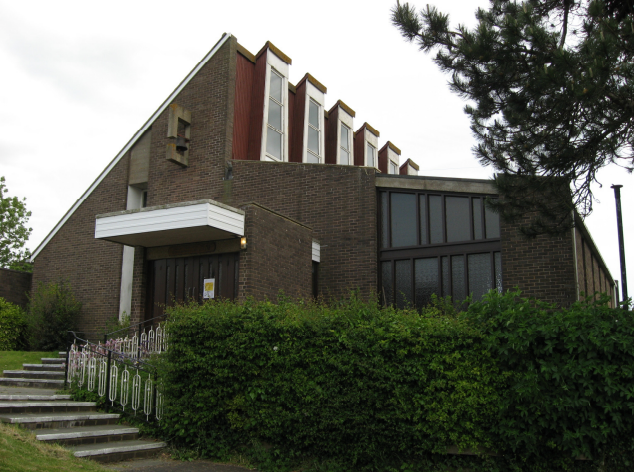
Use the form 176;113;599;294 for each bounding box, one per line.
146;252;239;320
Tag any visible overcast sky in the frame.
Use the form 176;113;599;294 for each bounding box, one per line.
0;0;631;299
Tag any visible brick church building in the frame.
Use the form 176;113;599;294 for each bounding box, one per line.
29;33;615;338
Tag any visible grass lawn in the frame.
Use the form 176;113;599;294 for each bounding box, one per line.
0;421;107;472
0;351;59;376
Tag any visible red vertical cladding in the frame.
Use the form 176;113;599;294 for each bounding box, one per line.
290;80;306;163
325;105;339;165
288;83;300;162
399;163;407;175
378;143;389;174
353;124;366;166
232;49;255;160
247;49;268;161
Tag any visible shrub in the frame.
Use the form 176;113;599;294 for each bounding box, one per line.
0;297;27;350
463;290;634;470
25;281;81;351
160;295;504;471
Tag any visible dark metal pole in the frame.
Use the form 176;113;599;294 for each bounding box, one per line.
611;184;628;310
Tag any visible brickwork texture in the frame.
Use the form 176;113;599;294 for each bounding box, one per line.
0;268;32;308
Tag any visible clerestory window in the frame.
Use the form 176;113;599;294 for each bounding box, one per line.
339;123;351;165
266;69;284;161
307;99;321;163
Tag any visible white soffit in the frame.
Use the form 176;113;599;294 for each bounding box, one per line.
30;33;233;261
95;200;245;248
312;240;320;263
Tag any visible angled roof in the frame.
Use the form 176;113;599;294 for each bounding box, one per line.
31;33;233;261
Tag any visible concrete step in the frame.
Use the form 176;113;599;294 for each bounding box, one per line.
3;370;65;380
0;378;65;389
0;393;72;401
36;424;139;447
41;358;65;365
58;352;67;359
68;439;166;463
0;401;96;414
22;364;65;372
0;411;120;430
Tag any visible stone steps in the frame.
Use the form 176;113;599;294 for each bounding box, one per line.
3;370;66;380
68;439;166;463
0;352;166;463
0;377;65;389
36;424;139;446
22;364;65;372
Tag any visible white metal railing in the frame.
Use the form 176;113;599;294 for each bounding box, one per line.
67;328;166;422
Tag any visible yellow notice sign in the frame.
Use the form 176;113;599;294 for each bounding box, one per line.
203;278;215;299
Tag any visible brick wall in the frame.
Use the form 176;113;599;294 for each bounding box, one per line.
146;37;236;207
31;154;129;339
229;160;378;300
0;268;32;308
500;216;577;307
239;204;312;300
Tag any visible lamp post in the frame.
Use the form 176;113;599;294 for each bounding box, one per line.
611;184;628;310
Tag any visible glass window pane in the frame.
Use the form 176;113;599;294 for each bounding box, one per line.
429;195;443;244
268;99;282;130
309;100;319;129
270;70;282;103
381;192;389;248
340;149;349;165
395;260;412;309
494;252;502;293
266;127;282;159
391;193;417;247
308;126;319;154
415;258;439;307
452;255;466;304
381;261;393;306
340;124;349;150
446;197;470;242
468;253;492;301
419;195;428;245
307;153;319;164
366;143;375;167
472;198;483;240
390;162;398;174
485;202;500;239
441;256;450;297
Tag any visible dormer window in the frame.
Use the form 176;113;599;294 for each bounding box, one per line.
266;69;284;160
367;143;376;168
340;123;351;165
307;99;321;163
390;161;398;174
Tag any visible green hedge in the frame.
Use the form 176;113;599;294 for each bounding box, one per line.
160;292;634;471
0;297;26;350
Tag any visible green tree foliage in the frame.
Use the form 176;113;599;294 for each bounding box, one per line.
0;297;27;350
0;176;32;271
25;281;81;351
391;0;634;236
159;292;634;471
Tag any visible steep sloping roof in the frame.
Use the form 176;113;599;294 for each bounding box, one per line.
31;33;233;261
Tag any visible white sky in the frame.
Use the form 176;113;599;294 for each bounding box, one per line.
0;0;631;300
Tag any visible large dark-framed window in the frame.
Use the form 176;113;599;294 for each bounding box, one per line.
379;189;502;308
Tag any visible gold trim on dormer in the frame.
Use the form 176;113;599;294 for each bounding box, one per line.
256;41;292;64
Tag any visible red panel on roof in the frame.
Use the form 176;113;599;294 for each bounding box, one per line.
233;53;254;160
